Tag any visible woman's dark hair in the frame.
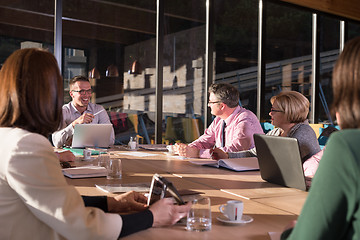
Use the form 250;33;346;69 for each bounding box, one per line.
0;48;63;136
332;37;360;129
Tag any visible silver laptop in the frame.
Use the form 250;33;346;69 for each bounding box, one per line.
254;134;307;191
72;124;113;148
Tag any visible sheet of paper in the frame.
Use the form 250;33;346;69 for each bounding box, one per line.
115;152;158;157
189;159;218;165
139;144;167;151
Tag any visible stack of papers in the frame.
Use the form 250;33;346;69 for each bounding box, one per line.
62;166;107;178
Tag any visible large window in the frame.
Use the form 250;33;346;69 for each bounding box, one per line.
348;21;360;42
1;1;359;145
265;2;312;121
0;1;54;62
62;0;156;144
162;0;206;144
317;15;340;124
214;0;259;114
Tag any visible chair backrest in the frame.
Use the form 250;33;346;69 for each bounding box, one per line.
164;116;203;143
309;123;324;138
260;122;274;134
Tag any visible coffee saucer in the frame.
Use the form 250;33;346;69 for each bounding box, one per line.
216;215;253;224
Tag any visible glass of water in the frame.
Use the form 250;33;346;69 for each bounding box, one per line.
98;151;110;168
106;158;122;180
186;196;212;231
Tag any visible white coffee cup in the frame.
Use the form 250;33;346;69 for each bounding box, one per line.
83;149;92;160
219;200;243;222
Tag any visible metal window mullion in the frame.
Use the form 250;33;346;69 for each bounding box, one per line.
257;0;266;120
204;0;214;128
54;0;62;72
311;13;320;123
155;0;164;143
340;20;347;53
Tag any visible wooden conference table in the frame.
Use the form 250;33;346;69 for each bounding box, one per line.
65;146;308;240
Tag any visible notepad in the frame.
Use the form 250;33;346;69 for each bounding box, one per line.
189;157;259;172
62;166;107;178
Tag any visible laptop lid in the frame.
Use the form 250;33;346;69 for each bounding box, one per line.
72;124;112;148
254;134;307;191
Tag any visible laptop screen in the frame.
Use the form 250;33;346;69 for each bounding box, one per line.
71;124;113;148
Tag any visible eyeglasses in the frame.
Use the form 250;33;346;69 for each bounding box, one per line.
270;108;284;113
72;89;92;95
208;101;222;106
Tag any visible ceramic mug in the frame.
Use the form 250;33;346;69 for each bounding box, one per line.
219;200;243;222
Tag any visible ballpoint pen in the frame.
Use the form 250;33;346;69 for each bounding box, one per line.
93;109;105;116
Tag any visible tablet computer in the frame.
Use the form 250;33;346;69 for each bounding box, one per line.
147;174;185;205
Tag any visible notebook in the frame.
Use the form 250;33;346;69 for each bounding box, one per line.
71;124;113;148
254;134;307;191
62;166;107;178
189;157;259;172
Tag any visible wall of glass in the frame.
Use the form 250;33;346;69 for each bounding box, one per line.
265;2;312;121
162;0;206;144
0;1;54;63
0;0;360;145
62;0;156;144
348;21;360;43
317;15;340;124
214;0;259;114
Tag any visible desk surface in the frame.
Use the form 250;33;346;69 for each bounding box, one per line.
66;147;308;240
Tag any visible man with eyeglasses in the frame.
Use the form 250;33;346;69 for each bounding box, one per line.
52;76;115;148
175;83;263;158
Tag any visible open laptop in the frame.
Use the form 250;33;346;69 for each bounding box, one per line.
71;124;113;148
254;134;307;191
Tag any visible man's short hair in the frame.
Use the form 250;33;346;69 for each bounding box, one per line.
270;91;309;123
69;76;90;90
209;83;239;108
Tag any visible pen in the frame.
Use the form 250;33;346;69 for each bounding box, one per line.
93;109;105;116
